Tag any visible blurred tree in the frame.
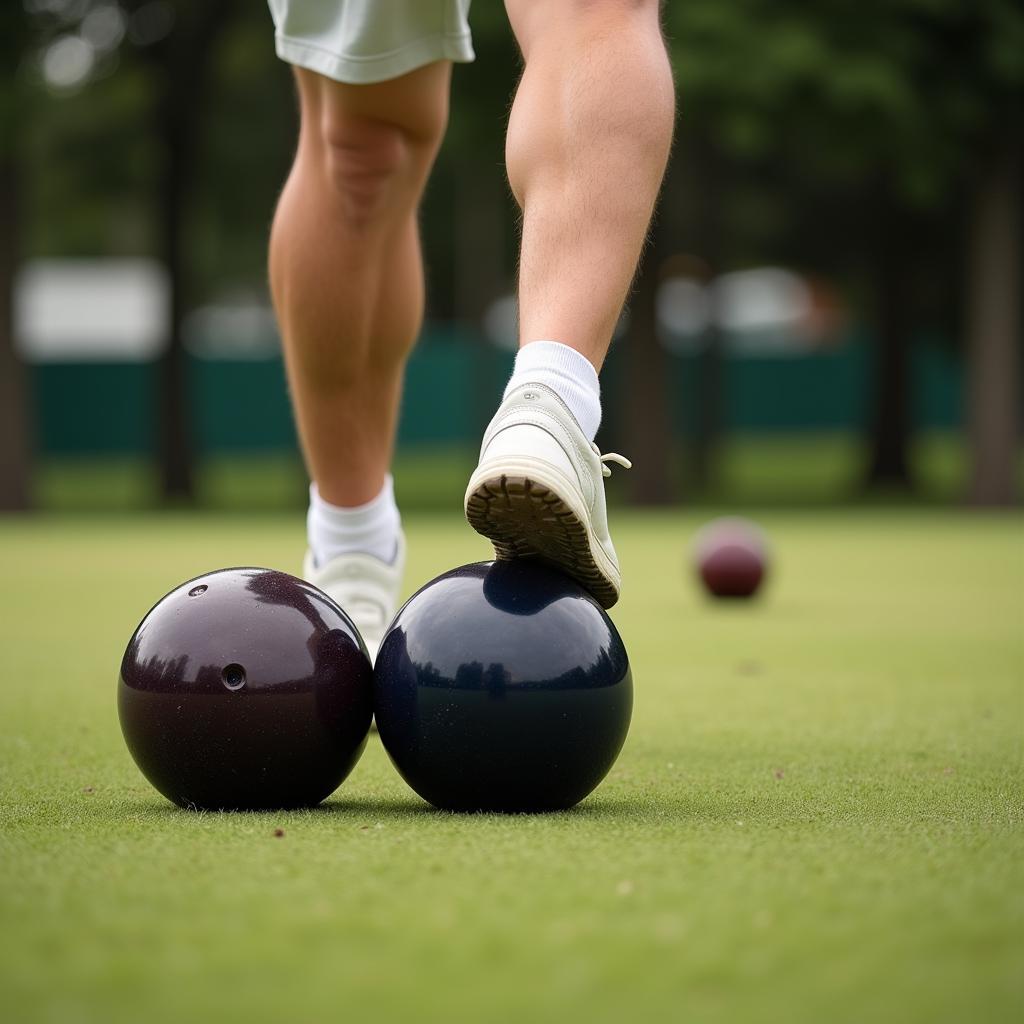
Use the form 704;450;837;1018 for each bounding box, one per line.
24;0;258;502
624;207;673;504
442;8;521;434
446;4;518;322
18;1;1020;508
666;0;1023;497
868;1;1023;500
0;4;33;510
954;4;1023;506
128;0;237;500
192;11;295;295
966;140;1020;505
667;2;928;489
864;179;916;486
690;133;726;493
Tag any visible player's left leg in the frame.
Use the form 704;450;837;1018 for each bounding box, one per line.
270;63;450;509
267;0;474;659
269;59;453;656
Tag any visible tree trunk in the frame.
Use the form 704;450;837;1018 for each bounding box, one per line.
865;188;913;488
152;5;236;501
156;90;193;500
966;141;1021;506
454;157;508;434
625;216;673;504
692;133;724;490
455;159;507;327
0;4;31;510
694;297;724;488
0;153;31;510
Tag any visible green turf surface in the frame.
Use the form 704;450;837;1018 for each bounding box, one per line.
34;431;1024;512
1;509;1021;1022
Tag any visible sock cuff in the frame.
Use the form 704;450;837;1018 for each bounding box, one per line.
309;475;396;525
307;475;401;567
503;339;603;440
510;340;600;393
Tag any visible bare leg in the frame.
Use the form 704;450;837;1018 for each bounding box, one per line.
269;63;451;506
465;3;675;607
504;0;675;369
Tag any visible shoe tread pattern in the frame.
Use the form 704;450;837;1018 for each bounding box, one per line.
465;474;618;609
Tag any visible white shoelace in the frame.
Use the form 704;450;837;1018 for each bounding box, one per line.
595;445;633;479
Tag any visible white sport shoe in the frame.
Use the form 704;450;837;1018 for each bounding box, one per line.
302;532;406;663
464;383;631;608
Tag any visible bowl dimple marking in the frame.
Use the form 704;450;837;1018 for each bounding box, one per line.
222;664;246;691
188;585;208;597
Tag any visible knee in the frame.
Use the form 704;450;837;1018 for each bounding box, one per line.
318;115;413;228
309;105;446;231
292;66;449;229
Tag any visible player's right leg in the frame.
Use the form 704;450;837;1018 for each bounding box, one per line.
268;7;462;656
465;0;674;609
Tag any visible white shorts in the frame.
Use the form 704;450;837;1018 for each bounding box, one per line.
268;0;475;85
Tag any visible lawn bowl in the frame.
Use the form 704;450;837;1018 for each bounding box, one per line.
118;567;373;810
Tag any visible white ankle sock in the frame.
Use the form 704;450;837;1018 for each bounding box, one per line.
503;340;602;441
307;476;401;567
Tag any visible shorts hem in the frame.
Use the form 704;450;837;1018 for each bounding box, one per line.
274;31;475;84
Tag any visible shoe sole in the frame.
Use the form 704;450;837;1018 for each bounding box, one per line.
464;468;620;609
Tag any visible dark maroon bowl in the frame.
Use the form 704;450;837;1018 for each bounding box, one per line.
693;518;769;599
119;567;373;810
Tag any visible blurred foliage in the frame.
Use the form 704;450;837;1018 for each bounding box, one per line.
6;0;1020;507
4;0;1019;344
663;0;1023;356
669;0;1024;199
1;6;31;160
10;0;1024;320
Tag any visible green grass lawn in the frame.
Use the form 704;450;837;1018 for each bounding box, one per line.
1;508;1021;1023
33;431;1024;512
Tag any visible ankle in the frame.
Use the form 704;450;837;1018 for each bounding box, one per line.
504;340;602;441
307;476;402;567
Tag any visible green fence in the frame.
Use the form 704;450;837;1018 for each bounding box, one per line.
31;326;962;456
